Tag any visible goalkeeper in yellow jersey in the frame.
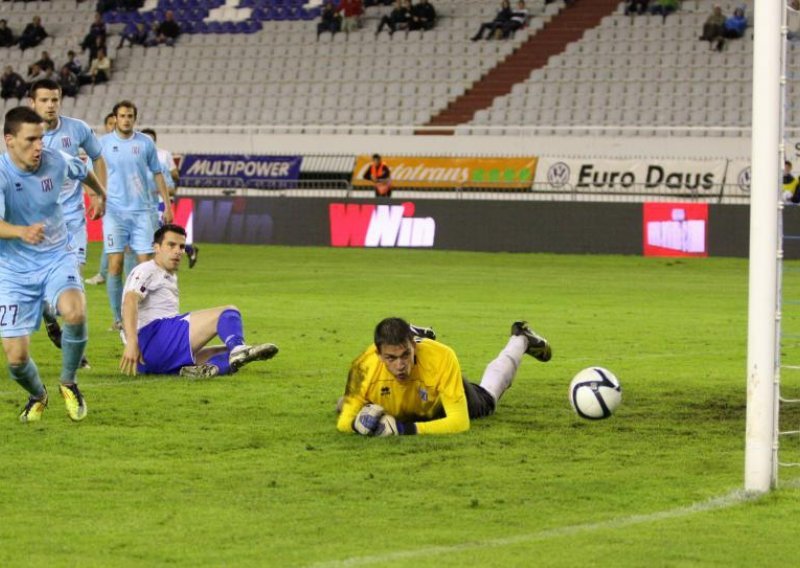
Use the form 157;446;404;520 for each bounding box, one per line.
337;317;552;436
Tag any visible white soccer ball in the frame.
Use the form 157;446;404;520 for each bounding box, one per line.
569;367;622;420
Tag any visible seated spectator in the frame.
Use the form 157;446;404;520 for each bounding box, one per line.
624;0;649;15
18;16;47;51
337;0;364;34
78;47;110;85
502;0;529;38
64;50;83;75
471;0;513;41
1;65;27;100
649;0;679;19
80;12;107;53
376;0;412;37
700;5;725;49
29;50;55;75
87;34;107;64
317;2;342;39
26;63;51;85
410;0;437;31
117;22;149;48
789;0;800;41
149;10;181;46
57;64;79;97
723;7;747;39
0;19;16;48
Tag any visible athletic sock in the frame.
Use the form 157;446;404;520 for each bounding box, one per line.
123;249;136;279
99;251;109;280
9;359;46;398
207;352;232;375
217;309;245;351
479;335;527;403
107;273;123;322
60;322;88;384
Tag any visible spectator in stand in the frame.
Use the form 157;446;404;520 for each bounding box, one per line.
80;12;107;53
0;19;16;48
65;50;83;76
149;10;181;46
376;0;412;37
789;0;800;41
87;34;107;64
79;47;110;86
364;154;392;198
649;0;679;20
29;50;55;76
57;64;80;97
317;2;342;39
117;22;149;48
722;7;747;39
502;0;529;38
18;16;47;51
624;0;649;15
26;63;52;85
1;65;27;100
699;5;726;50
337;0;364;35
471;0;513;41
410;0;437;31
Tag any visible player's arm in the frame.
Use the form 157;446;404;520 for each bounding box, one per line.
119;290;144;376
0;219;44;244
90;154;107;188
336;359;372;432
154;172;174;223
81;170;106;220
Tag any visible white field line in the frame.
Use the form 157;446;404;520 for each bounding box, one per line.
309;484;800;568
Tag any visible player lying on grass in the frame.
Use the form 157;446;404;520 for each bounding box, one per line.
337;317;551;436
119;223;278;377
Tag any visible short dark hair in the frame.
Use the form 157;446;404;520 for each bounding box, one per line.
372;153;381;161
374;317;415;350
29;78;61;99
4;107;43;136
141;128;156;141
113;100;138;119
153;223;186;244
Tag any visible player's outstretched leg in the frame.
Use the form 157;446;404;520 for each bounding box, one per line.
478;321;552;403
511;320;552;362
43;302;62;348
229;343;279;371
186;244;199;269
409;323;436;340
57;290;89;421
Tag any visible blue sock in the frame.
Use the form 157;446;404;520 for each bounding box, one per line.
60;322;88;383
9;359;45;397
107;274;123;322
207;352;232;375
217;309;245;351
123;249;136;279
99;250;109;280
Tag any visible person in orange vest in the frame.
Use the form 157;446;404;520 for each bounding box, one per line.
364;153;392;198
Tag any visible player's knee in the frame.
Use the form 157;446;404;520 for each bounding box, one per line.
59;305;86;325
223;305;238;313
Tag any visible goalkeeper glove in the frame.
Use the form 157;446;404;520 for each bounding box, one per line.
374;414;417;436
354;404;384;436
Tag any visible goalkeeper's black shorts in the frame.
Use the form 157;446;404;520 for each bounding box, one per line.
462;378;496;420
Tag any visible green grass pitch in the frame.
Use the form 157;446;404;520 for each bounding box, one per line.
1;245;799;567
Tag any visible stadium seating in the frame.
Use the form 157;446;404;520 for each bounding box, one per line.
0;0;771;137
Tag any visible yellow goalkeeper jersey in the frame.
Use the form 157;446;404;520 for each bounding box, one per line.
337;339;470;435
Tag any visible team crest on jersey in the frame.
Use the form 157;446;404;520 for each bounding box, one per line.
381;386;391;396
418;387;428;402
61;136;72;149
41;178;54;192
14;182;22;191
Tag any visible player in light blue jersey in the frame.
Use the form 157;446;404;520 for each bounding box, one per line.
141;128;199;268
0;107;106;422
29;79;107;366
100;100;173;330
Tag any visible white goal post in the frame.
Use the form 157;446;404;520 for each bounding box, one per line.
745;0;784;493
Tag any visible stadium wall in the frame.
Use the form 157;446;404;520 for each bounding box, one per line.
177;196;800;258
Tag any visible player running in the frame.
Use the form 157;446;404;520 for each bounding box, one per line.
28;78;106;368
337;317;551;436
100;100;173;330
119;224;278;377
0;106;106;422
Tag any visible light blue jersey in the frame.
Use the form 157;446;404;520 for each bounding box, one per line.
0;148;87;274
100;130;161;213
42;115;102;225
